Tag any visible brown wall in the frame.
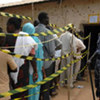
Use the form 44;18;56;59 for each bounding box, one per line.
0;0;100;32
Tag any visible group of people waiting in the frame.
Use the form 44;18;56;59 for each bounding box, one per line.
0;12;90;100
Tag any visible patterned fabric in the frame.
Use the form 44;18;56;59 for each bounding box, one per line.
11;61;29;100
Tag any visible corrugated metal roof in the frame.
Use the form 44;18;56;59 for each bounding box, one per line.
0;0;48;8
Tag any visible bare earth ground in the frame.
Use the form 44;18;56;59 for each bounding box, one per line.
52;73;98;100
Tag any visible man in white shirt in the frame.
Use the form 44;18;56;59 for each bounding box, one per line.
60;30;76;88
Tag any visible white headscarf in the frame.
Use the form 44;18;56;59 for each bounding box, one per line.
10;32;38;84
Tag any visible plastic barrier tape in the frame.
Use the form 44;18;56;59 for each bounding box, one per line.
0;11;90;40
14;64;88;100
0;53;87;98
75;33;90;40
0;12;32;20
1;49;88;61
0;49;72;61
1;36;59;49
0;12;57;28
0;26;68;37
0;12;57;29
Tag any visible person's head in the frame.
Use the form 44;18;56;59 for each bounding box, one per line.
38;12;49;25
33;20;39;27
0;27;5;47
22;23;35;35
7;17;22;33
67;23;75;33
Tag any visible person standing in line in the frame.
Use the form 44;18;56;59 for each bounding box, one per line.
95;33;100;100
35;12;61;100
5;17;22;90
76;31;86;81
59;25;77;88
22;22;46;100
46;24;62;96
10;30;38;100
5;17;22;52
0;31;17;100
5;17;23;99
73;37;86;82
6;20;38;99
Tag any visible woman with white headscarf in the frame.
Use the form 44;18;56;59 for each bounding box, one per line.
10;29;38;99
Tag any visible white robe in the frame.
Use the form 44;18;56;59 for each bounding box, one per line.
10;32;38;84
60;31;76;87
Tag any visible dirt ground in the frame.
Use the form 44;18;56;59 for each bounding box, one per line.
52;75;98;100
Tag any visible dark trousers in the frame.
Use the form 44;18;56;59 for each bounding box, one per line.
11;62;29;100
40;63;55;100
79;57;86;77
50;62;56;94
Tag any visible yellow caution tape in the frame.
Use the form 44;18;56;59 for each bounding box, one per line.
1;36;58;49
0;25;67;37
0;52;87;99
0;12;57;29
75;33;90;40
0;49;71;61
0;49;88;61
0;11;90;40
0;12;32;20
14;63;88;100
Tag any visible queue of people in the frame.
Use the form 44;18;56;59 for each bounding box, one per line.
1;12;100;100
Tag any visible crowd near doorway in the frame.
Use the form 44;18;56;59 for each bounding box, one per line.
83;24;100;69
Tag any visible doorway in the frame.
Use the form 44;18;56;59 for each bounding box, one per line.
84;24;100;69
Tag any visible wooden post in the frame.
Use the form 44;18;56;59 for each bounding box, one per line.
67;28;74;100
31;3;34;22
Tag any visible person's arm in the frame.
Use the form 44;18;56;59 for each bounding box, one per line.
7;55;17;72
55;38;62;50
30;48;38;82
77;39;86;52
42;28;56;57
55;41;62;50
44;35;55;57
42;67;46;79
53;34;62;50
71;35;77;54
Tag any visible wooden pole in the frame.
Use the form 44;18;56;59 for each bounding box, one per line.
31;3;34;22
67;28;74;100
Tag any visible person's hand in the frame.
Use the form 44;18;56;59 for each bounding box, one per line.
87;60;91;65
33;72;38;82
43;73;46;79
77;48;81;52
